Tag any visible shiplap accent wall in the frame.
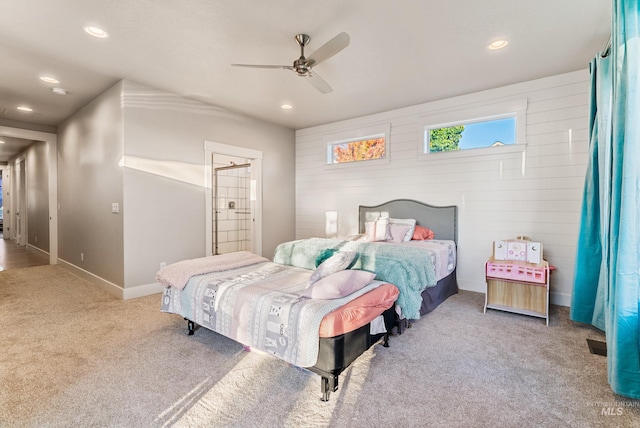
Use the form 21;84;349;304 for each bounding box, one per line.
295;70;590;307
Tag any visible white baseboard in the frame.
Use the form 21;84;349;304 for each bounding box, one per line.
27;243;49;258
57;259;163;300
550;291;571;307
123;282;165;300
457;279;485;294
457;278;570;307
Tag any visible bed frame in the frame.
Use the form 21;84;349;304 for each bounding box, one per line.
187;309;395;401
183;199;458;401
186;303;395;402
310;199;458;398
359;199;459;327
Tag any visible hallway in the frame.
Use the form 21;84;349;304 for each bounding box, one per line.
0;236;49;271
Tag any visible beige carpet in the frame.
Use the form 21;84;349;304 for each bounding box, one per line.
1;265;639;427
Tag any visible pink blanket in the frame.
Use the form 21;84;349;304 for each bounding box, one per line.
156;251;269;290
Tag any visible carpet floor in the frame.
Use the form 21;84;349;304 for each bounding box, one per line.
1;265;639;427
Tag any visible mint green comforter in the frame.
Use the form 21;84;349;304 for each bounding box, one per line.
273;238;436;320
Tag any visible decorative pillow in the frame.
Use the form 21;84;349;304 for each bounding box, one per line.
315;248;337;267
309;251;357;285
412;225;435;240
389;224;411;243
364;218;392;241
388;218;417;242
302;270;376;299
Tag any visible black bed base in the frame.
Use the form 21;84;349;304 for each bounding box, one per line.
394;269;459;334
184;306;395;402
308;305;396;401
181;270;457;401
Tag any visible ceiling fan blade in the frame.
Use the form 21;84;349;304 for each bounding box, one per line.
307;72;333;94
306;32;350;67
231;64;294;70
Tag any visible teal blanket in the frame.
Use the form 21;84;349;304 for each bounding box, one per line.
273;238;436;319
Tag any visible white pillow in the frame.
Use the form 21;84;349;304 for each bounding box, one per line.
364;218;392;241
302;270;376;299
389;218;417;242
309;251;356;285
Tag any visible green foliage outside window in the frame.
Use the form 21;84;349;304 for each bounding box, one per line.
429;125;465;153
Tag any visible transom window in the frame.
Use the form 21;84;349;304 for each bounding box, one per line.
425;116;516;154
327;135;386;164
419;98;527;159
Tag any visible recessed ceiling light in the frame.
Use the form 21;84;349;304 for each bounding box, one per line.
488;39;508;50
0;140;5;144
84;25;109;39
52;87;67;95
17;106;33;112
40;75;60;84
280;104;293;110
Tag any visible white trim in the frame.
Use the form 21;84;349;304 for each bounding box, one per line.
27;243;49;258
123;282;165;300
204;141;263;256
418;98;528;160
58;258;163;300
419;141;527;161
0;126;57;264
457;278;570;308
58;258;125;299
550;291;571;307
323;122;390;167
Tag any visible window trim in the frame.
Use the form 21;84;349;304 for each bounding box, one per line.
323;123;390;167
419;98;527;160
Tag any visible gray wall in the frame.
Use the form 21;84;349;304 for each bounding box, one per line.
56;79;295;294
25;141;49;252
57;81;126;285
121;80;295;288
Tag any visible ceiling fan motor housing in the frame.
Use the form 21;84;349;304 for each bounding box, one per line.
293;58;311;76
294;34;312;76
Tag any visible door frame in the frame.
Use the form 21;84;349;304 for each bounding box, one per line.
204;140;263;256
0;126;57;263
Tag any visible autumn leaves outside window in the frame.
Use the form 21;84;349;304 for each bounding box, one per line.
329;135;386;164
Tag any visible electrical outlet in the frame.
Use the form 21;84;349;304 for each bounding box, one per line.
81;252;84;262
160;262;166;269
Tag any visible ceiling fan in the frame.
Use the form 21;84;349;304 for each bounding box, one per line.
231;32;350;94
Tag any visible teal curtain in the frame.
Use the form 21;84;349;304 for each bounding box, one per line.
570;55;610;331
571;0;640;399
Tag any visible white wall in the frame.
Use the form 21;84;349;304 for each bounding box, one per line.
295;70;590;306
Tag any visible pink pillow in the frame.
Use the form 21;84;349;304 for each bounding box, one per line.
302;270;376;299
389;224;410;243
412;225;435;240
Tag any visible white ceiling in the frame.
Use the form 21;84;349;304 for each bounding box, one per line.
0;0;611;162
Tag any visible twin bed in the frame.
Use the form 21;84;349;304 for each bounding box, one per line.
160;199;458;401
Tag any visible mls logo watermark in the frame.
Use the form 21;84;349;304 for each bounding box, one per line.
601;407;623;416
587;400;639;416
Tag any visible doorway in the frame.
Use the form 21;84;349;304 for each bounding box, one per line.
213;158;252;254
204;141;263;256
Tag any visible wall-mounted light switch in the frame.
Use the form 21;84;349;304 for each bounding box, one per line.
112;203;119;213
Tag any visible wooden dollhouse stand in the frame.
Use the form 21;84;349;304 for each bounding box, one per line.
484;258;550;326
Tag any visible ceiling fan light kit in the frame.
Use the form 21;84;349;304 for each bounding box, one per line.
232;32;350;94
